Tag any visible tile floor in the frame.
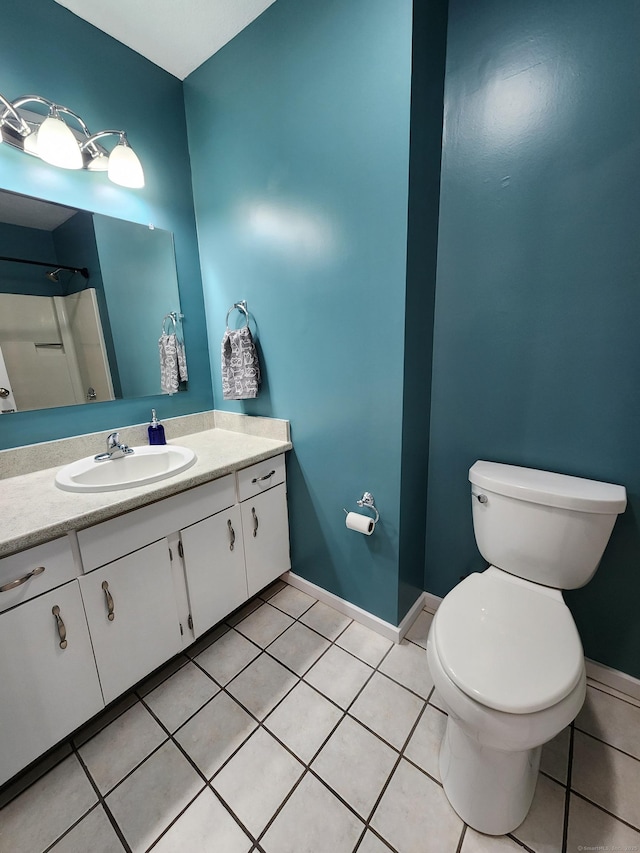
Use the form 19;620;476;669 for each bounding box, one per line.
1;580;640;853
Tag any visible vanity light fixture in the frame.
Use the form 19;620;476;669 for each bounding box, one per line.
0;92;144;189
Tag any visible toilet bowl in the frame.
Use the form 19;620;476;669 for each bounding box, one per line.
427;461;626;835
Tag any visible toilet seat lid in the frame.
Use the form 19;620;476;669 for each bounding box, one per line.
433;571;584;714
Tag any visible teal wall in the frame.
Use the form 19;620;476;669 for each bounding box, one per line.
184;0;442;624
0;0;211;449
0;223;57;296
427;0;640;677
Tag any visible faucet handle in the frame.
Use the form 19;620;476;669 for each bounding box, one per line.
107;431;120;449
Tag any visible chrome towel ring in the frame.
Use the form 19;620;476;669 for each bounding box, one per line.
226;300;249;328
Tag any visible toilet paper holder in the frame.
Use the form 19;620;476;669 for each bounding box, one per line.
343;491;380;525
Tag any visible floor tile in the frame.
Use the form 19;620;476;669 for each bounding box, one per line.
512;773;566;853
49;805;125;853
540;726;571;785
304;644;373;709
226;597;264;626
576;685;640;760
195;628;260;686
106;740;204;853
378;640;433;699
258;579;287;601
371;758;463;852
144;661;219;732
300;600;352;641
233;603;294;647
227;653;299;720
336;621;393;667
566;792;640;852
0;755;97;853
267;621;331;675
311;716;397;820
212;728;304;837
185;622;230;659
264;680;343;763
572;730;640;829
174;691;257;779
151;788;252;853
461;827;525;852
73;692;138;747
350;671;425;750
404;609;434;650
79;701;167;794
136;655;190;698
357;830;394;852
268;585;316;618
404;705;447;780
260;771;364;853
0;742;72;809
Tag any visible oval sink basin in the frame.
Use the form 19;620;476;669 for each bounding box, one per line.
55;445;197;493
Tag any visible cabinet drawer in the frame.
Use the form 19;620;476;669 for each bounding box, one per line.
78;475;235;571
236;454;286;502
0;537;78;614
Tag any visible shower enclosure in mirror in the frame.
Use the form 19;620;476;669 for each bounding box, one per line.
0;190;185;414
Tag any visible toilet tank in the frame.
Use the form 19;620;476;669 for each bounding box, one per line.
469;461;627;589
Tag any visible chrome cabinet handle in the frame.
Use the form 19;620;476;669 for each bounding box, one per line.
251;470;275;484
227;519;235;551
0;565;45;593
52;605;67;649
252;507;259;538
0;387;10;398
102;580;115;621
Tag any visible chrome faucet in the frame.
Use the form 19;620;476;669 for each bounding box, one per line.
94;432;134;462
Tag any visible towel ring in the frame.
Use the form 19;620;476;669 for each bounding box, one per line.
161;311;183;335
226;301;249;329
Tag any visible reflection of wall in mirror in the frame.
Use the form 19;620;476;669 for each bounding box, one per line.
0;290;114;412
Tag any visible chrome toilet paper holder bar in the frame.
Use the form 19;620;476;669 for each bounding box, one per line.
343;491;380;524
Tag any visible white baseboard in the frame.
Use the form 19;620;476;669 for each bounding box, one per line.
282;572;426;644
283;573;640;703
585;658;640;703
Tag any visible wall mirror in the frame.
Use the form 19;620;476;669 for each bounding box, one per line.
0;189;185;414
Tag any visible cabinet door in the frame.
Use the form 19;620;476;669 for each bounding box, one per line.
241;483;291;598
79;540;182;705
0;581;104;786
180;505;248;638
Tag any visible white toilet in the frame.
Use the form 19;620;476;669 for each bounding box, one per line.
426;460;626;835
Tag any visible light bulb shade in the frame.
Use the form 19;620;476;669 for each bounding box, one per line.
87;151;109;172
108;141;144;188
37;114;83;169
23;132;39;155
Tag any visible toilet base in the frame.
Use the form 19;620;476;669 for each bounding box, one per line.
440;716;541;835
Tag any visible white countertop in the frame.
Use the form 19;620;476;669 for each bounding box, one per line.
1;427;291;557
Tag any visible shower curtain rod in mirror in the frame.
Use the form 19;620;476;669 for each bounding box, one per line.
0;255;89;278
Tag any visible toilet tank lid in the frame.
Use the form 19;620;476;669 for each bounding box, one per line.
469;461;627;514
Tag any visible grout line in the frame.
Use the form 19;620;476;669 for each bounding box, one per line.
569;790;640;835
572;726;640;764
72;747;133;853
562;723;575;853
455;824;467;853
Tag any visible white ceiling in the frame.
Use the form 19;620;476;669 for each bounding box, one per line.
53;0;276;80
0;191;76;230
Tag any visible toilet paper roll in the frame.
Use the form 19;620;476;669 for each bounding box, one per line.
345;511;375;535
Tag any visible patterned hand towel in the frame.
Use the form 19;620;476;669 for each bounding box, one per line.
221;325;261;400
159;332;188;394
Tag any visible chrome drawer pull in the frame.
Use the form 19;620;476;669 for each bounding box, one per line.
0;565;45;593
251;470;275;484
52;605;67;649
252;507;259;537
227;519;235;551
102;580;115;621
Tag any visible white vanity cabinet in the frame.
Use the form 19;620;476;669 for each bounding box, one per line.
78;540;182;705
179;504;248;638
237;456;291;597
0;579;103;786
1;449;291;787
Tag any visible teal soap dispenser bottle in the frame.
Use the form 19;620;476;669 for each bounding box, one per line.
148;409;166;445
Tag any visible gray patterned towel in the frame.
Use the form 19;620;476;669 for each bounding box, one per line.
159;333;188;394
221;326;261;399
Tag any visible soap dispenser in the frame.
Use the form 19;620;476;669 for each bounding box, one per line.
148;409;166;445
